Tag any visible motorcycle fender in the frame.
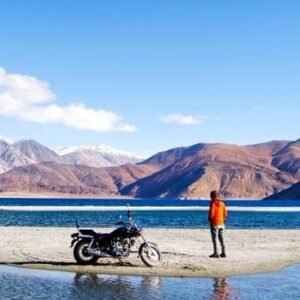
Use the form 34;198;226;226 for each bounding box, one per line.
70;233;79;247
70;238;78;248
138;243;146;257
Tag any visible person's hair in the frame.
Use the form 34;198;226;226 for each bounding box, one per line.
210;190;219;198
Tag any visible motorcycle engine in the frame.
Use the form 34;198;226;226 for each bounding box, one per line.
111;237;130;257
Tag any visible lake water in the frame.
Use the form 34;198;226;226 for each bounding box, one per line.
1;198;300;299
0;264;300;300
0;197;299;207
1;210;300;228
0;198;299;228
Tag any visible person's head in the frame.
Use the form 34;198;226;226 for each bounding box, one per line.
210;190;219;200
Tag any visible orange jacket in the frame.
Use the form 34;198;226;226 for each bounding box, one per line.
209;197;228;226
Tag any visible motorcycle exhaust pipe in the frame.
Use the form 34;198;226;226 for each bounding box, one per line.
87;248;111;258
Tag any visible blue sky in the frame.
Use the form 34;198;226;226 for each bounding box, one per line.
0;1;299;156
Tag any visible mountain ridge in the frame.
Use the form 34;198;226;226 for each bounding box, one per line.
122;140;297;199
0;139;142;173
264;181;300;200
0;138;299;199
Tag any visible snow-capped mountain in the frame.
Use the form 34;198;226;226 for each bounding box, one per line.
0;139;63;174
0;139;32;173
0;139;143;174
56;144;142;167
13;140;62;164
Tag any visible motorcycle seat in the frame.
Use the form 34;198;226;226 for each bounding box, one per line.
79;229;98;236
96;233;111;240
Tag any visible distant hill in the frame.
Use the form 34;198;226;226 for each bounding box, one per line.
264;181;300;200
56;145;141;167
271;139;300;177
0;139;62;174
0;140;142;174
122;140;298;199
0;161;156;196
0;139;299;199
14;140;62;164
0;139;32;174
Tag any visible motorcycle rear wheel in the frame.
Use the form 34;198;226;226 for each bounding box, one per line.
74;240;98;265
139;243;162;267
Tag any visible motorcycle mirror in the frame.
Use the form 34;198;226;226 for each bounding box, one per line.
126;203;132;217
75;219;80;229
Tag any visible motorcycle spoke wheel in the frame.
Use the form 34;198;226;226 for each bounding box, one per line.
74;240;98;265
140;244;162;267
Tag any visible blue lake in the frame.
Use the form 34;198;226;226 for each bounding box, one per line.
0;198;299;228
1;210;300;228
0;197;299;207
0;264;300;300
0;198;299;299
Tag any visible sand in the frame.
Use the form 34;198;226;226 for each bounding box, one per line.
0;227;299;277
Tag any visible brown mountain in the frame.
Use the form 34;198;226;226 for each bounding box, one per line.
264;181;300;200
0;139;299;199
121;140;299;199
0;161;157;197
271;139;300;178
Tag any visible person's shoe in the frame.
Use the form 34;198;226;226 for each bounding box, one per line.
209;253;219;258
220;252;226;258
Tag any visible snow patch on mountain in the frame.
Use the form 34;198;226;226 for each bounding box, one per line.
56;144;142;167
56;144;137;158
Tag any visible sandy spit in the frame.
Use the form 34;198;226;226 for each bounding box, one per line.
0;227;299;277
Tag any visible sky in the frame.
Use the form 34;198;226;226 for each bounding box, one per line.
0;0;300;157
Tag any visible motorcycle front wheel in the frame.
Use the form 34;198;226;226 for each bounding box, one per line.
73;240;98;265
139;243;162;267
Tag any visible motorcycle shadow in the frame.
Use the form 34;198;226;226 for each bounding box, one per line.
0;260;140;268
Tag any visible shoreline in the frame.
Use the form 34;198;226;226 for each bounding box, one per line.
1;206;300;212
0;193;263;200
4;261;300;279
0;192;134;199
0;227;299;278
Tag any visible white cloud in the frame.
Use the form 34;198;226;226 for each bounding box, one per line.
160;113;204;125
0;67;136;132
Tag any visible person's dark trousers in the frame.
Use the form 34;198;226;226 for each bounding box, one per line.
210;225;225;255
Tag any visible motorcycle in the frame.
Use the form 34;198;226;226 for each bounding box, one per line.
70;210;162;267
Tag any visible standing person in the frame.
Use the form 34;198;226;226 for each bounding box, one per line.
208;190;228;258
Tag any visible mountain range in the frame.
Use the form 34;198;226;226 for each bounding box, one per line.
122;140;300;199
0;139;141;174
0;138;299;199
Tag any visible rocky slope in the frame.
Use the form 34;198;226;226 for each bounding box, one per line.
14;140;62;164
264;181;300;200
0;161;157;196
121;140;299;199
271;139;300;177
0;139;62;174
0;139;32;174
0;139;299;199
